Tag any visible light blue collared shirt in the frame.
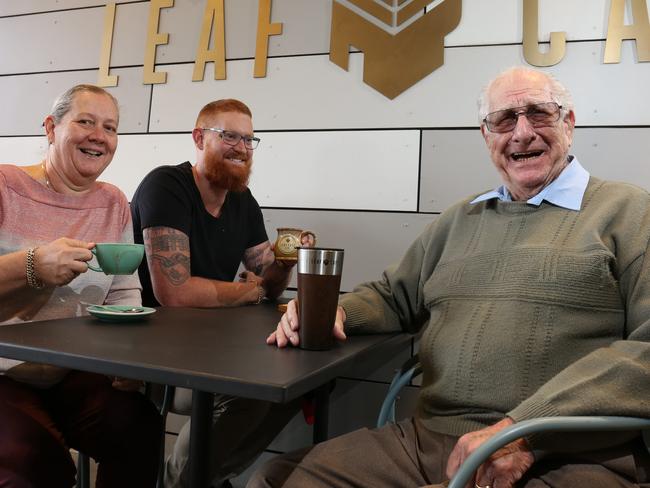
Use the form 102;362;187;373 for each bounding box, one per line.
470;157;590;211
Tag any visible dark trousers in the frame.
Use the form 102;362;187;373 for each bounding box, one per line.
247;417;648;488
0;371;162;488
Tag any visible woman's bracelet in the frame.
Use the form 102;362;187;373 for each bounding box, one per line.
26;247;45;289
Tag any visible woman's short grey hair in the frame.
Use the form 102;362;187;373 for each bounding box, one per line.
477;67;574;124
50;84;119;123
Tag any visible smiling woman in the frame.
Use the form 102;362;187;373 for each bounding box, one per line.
0;84;161;487
43;85;119;194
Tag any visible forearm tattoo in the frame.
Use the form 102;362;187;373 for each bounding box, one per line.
152;253;191;285
245;244;273;275
151;234;188;253
146;230;191;286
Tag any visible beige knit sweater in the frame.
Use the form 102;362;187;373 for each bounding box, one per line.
341;177;650;451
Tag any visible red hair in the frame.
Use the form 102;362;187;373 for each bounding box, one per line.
195;99;252;127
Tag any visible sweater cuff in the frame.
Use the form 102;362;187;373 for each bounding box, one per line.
339;296;370;334
508;398;561;422
507;399;562;449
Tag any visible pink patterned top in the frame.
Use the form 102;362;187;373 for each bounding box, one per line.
0;164;142;379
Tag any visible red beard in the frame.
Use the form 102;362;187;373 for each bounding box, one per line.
204;151;252;192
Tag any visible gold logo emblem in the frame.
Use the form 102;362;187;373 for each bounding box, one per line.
277;234;300;256
329;0;462;99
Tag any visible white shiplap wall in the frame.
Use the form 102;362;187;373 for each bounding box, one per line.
1;1;649;483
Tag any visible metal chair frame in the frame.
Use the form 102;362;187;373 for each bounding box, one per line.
377;355;650;488
75;451;90;488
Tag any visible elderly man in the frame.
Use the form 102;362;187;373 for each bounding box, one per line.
131;99;306;488
250;67;650;488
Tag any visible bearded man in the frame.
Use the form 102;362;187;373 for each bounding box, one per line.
131;99;305;488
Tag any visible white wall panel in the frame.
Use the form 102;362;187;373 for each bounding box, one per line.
0;1;141;16
262;209;435;291
109;2;150;68
0;8;105;74
102;134;196;199
445;0;616;45
0;133;192;198
0;130;420;214
420;127;650;213
0;67;150;136
572;128;650;188
0;137;47;164
420;130;504;213
251;130;419;211
103;130;420;212
149;40;650;131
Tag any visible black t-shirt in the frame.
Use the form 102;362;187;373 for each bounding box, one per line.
131;162;268;307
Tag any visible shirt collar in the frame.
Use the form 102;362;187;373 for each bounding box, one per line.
470;156;589;211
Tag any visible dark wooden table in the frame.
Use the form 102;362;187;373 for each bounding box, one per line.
0;303;411;487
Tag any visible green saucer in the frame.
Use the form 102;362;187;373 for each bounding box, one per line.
86;305;156;323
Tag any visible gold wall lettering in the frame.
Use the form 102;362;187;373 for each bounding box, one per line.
98;2;118;87
604;0;650;63
96;1;650;98
523;0;566;66
192;0;226;81
329;0;462;99
254;0;283;78
143;0;174;84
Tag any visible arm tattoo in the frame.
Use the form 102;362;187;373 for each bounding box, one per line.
152;253;191;286
144;227;192;286
151;234;189;253
244;242;273;275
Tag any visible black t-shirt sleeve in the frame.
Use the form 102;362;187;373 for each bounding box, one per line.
132;166;194;236
246;192;269;249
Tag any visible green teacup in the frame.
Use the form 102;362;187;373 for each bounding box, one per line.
87;243;144;275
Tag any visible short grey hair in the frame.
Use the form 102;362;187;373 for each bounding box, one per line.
477;67;574;124
50;84;119;123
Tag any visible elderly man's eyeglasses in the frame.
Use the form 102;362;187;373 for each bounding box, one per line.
201;128;261;150
483;102;563;133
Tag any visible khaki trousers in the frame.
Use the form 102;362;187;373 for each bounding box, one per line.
247;417;648;488
164;388;301;488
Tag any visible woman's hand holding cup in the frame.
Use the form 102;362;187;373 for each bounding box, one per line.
34;237;94;287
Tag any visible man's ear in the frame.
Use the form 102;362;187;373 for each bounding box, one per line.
564;110;576;144
192;128;204;150
480;123;489;143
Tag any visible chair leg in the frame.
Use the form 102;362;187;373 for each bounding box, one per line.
156;384;176;488
76;451;90;488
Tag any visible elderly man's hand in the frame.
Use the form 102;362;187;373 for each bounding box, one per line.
445;417;534;488
266;299;346;348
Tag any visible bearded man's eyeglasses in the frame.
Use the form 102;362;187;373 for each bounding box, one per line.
201;128;261;150
483;102;563;133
